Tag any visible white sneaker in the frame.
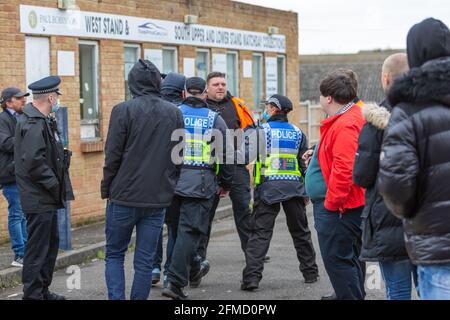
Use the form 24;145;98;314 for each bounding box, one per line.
11;257;23;268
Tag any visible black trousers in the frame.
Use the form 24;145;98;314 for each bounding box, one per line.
243;197;319;284
160;196;182;274
313;201;366;300
22;211;59;300
167;196;215;288
165;196;181;234
197;166;252;260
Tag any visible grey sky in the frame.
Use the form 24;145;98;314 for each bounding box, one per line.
236;0;450;55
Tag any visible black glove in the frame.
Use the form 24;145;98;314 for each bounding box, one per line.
64;148;72;169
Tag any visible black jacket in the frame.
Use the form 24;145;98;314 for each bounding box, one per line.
14;104;68;213
378;56;450;265
207;92;255;165
0;110;17;184
174;97;235;199
353;102;408;261
255;114;309;205
207;92;241;130
101;60;184;208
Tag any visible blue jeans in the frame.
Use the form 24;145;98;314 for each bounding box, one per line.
418;263;450;300
379;259;417;300
105;202;165;300
2;183;27;258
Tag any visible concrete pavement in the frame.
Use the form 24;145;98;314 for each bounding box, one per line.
0;204;407;300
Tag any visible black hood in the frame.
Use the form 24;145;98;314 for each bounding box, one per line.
127;59;161;98
161;73;185;92
388;57;450;107
407;18;450;68
161;73;186;105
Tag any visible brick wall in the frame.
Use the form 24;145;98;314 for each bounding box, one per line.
0;0;299;241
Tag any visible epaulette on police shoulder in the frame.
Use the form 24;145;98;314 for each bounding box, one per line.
27;118;37;124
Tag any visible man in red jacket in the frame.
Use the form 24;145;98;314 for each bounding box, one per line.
314;69;366;300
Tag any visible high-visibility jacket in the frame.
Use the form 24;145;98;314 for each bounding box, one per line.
231;96;255;129
254;121;303;185
354;97;365;108
179;104;218;170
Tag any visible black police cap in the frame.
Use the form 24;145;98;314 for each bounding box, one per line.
185;77;207;95
28;76;62;95
265;94;293;112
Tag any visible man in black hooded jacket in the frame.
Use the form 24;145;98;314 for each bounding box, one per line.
378;18;450;300
101;59;184;300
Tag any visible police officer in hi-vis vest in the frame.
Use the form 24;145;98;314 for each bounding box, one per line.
241;94;319;291
162;77;234;300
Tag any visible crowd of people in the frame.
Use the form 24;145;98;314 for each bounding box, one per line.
0;17;449;300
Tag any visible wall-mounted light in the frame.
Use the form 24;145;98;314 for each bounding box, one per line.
57;0;78;10
184;15;198;25
268;26;279;35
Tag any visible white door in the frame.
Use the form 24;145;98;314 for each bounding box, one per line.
25;36;50;99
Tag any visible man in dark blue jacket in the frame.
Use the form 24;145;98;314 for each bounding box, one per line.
0;87;29;268
15;76;72;300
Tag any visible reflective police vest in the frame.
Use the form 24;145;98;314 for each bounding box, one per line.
179;104;218;170
254;121;303;185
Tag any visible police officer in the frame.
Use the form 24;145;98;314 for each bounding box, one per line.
196;72;256;270
162;77;234;300
14;76;72;300
241;94;319;291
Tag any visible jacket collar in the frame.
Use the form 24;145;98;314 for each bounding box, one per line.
362;103;391;130
268;113;288;123
388;56;450;108
2;108;17;121
206;91;233;107
183;96;209;109
321;103;357;127
23;103;47;119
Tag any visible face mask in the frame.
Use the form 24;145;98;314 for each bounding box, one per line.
51;98;61;113
262;110;271;122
